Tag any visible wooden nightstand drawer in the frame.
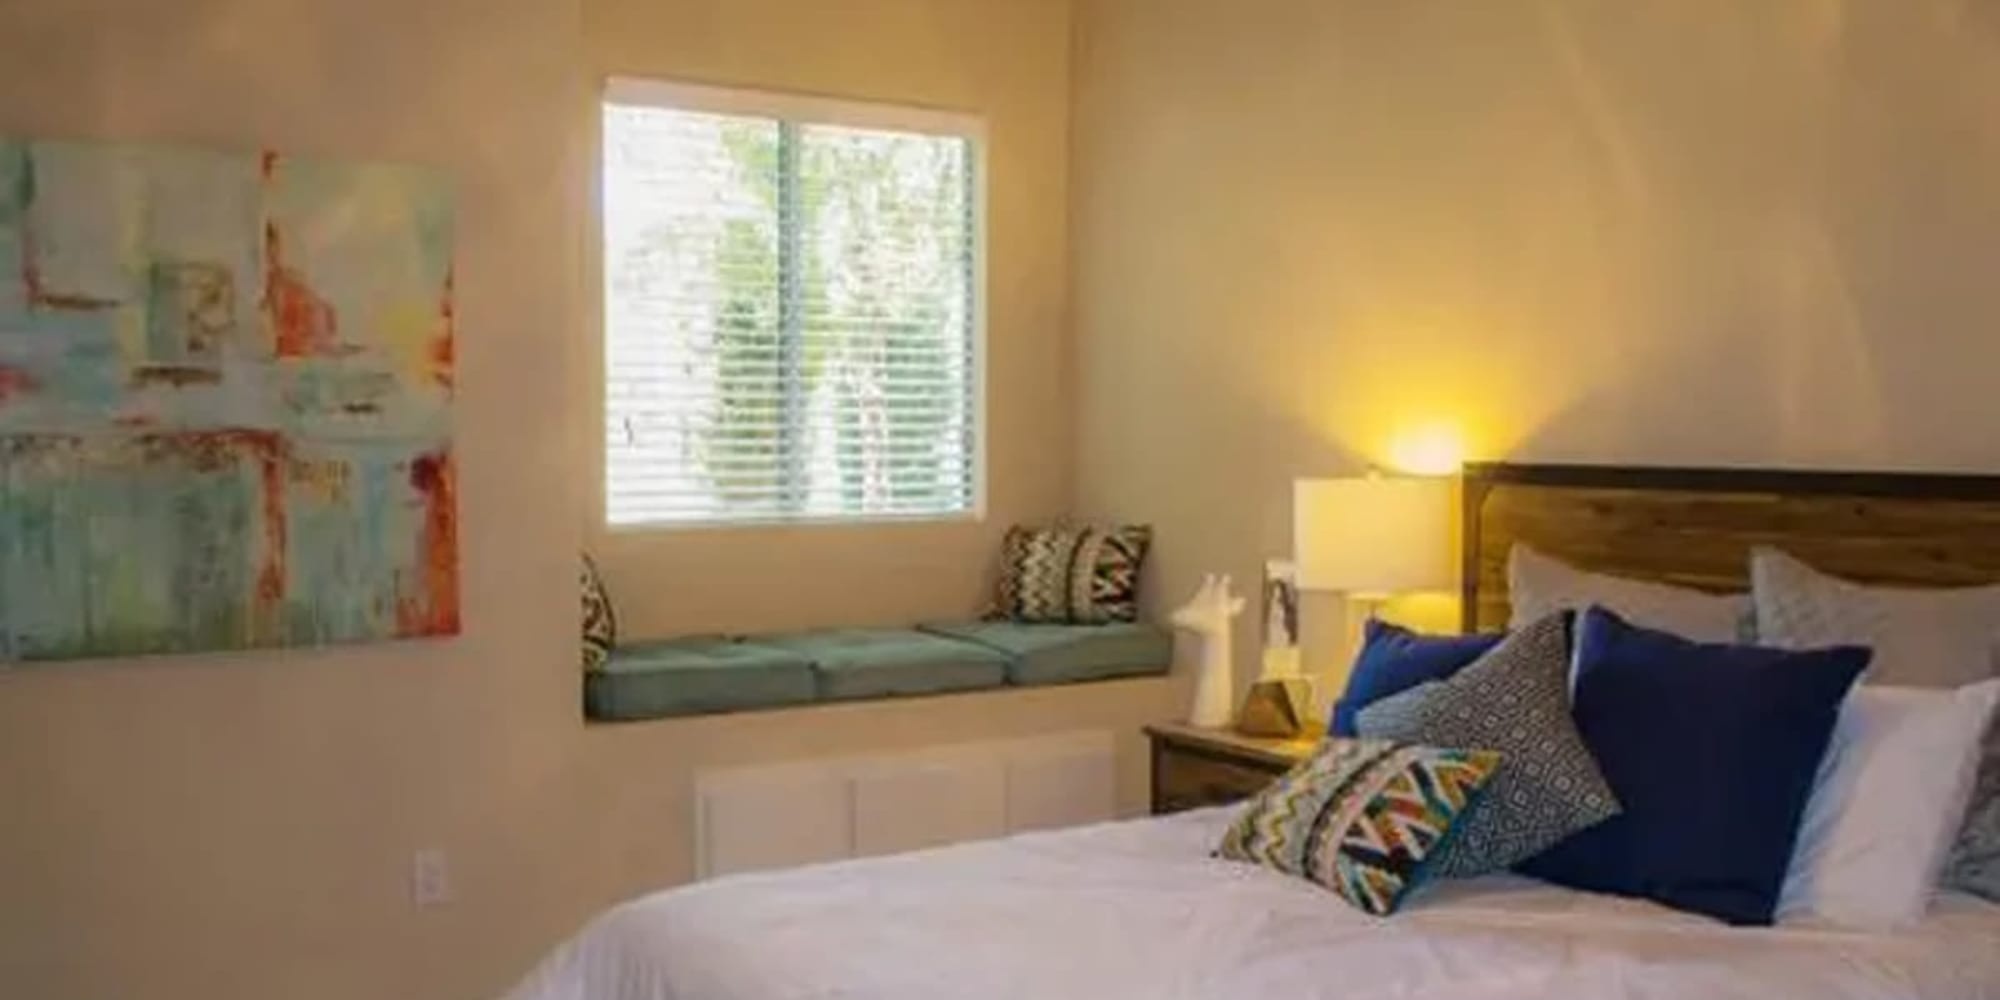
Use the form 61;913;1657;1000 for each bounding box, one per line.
1145;722;1321;815
1154;750;1279;813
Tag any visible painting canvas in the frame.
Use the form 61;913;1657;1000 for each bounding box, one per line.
0;139;457;662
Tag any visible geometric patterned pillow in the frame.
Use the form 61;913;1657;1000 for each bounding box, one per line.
992;524;1151;624
1946;720;2000;902
1751;546;2000;689
1216;738;1501;916
1355;612;1621;878
581;554;616;674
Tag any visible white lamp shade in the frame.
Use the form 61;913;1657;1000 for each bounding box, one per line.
1294;476;1451;595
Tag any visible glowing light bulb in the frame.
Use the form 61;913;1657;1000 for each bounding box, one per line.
1387;424;1465;477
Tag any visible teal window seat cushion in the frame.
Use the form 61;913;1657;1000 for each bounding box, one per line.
762;629;1009;702
585;637;816;721
918;621;1173;686
585;624;1173;723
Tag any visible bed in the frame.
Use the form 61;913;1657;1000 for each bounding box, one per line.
508;463;2000;1000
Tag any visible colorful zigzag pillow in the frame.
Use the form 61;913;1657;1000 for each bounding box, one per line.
1216;738;1501;916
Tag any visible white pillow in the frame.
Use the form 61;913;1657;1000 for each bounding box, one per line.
1778;679;2000;929
1752;547;2000;689
1507;544;1747;643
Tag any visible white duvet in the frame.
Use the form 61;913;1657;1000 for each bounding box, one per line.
505;809;2000;1000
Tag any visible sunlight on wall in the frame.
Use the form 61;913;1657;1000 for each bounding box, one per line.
1289;323;1583;479
1276;286;1662;482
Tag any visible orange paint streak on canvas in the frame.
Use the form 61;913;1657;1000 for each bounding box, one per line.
262;222;338;358
430;266;456;390
255;441;288;616
0;364;39;405
133;427;282;472
399;450;460;637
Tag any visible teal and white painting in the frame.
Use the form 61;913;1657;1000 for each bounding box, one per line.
0;138;459;662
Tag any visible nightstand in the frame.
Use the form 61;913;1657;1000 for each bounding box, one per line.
1144;721;1324;815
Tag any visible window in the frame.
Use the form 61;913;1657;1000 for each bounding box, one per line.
602;80;984;528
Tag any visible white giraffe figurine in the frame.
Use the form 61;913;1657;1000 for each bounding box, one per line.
1170;573;1246;728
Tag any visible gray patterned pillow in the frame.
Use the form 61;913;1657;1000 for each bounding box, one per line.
1946;721;2000;902
1356;613;1620;878
1751;547;2000;689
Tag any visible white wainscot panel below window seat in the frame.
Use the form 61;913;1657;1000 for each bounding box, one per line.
694;731;1116;878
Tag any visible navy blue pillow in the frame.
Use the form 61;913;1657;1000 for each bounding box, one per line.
1329;620;1503;737
1518;607;1868;926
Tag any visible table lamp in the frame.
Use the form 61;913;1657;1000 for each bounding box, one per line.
1292;472;1453;696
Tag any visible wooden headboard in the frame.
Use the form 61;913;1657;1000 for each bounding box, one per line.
1461;463;2000;632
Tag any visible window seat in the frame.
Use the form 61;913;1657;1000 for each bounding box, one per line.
585;622;1174;723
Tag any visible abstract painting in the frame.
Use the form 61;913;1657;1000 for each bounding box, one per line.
0;139;457;662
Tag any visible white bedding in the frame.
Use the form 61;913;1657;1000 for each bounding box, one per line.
505;809;2000;1000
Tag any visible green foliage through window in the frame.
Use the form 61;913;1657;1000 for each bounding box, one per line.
604;96;979;526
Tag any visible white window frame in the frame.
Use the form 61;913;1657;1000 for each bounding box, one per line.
600;77;990;532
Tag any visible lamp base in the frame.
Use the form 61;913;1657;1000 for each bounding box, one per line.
1236;678;1315;738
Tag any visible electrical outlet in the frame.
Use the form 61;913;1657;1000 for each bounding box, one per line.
411;849;452;907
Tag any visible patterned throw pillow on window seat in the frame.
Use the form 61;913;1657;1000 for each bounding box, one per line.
992;524;1152;624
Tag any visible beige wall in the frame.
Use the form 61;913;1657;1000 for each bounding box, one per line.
0;1;590;998
588;0;1079;638
1071;0;2000;684
0;2;1191;1000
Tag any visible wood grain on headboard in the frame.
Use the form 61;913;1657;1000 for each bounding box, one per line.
1462;464;2000;632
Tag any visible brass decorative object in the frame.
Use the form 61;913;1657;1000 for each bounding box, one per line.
1236;678;1313;738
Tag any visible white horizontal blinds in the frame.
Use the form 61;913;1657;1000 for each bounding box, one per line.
605;104;786;523
796;123;976;519
604;93;979;527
